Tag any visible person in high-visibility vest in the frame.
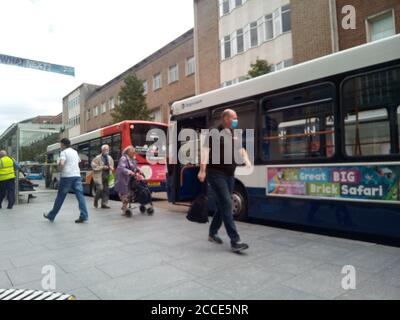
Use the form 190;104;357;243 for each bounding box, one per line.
0;150;17;210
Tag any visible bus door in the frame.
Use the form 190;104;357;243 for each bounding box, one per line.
170;115;207;202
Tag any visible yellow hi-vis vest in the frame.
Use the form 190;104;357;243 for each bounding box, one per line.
0;156;16;181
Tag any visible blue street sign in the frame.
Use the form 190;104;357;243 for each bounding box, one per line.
0;53;75;77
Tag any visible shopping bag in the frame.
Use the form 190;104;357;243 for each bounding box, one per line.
108;173;115;188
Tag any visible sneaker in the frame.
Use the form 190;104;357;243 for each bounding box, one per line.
43;213;54;222
231;242;249;253
75;218;87;224
101;205;111;209
208;234;223;244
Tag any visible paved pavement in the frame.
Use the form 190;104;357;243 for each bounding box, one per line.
1;191;400;300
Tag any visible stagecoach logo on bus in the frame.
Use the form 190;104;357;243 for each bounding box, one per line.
266;163;400;203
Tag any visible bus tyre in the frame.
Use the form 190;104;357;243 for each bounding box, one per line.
232;185;247;221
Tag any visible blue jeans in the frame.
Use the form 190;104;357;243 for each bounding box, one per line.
208;171;240;244
48;177;88;221
0;178;15;209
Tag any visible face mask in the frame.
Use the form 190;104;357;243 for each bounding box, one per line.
231;119;239;129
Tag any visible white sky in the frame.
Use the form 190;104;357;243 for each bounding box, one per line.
0;0;194;133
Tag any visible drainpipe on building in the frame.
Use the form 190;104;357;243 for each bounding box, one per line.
193;0;201;96
329;0;340;53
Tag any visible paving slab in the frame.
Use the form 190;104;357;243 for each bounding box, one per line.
0;192;399;300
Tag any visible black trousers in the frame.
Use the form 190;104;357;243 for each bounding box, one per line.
0;178;16;209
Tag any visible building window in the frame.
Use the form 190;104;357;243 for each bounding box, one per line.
250;22;259;47
235;0;243;7
220;0;230;16
94;106;99;117
109;97;115;110
168;64;179;84
236;28;244;53
151;107;163;123
87;109;90;121
282;4;291;33
367;10;395;42
222;35;231;60
68;96;80;109
284;59;293;68
153;73;162;91
186;56;195;76
143;81;148;95
273;8;282;37
275;61;284;71
265;14;274;40
101;102;107;114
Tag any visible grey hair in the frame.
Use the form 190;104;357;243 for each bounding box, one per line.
101;144;110;151
122;145;135;155
0;150;7;158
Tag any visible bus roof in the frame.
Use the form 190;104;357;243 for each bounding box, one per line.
172;34;400;117
46;120;167;153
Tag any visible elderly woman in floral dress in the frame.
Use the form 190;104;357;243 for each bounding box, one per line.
114;146;143;217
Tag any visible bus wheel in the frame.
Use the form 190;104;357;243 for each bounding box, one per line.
232;185;247;221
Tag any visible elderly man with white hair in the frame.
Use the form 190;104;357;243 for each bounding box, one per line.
91;144;114;209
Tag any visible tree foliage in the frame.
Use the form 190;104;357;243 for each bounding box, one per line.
247;58;272;79
111;74;152;123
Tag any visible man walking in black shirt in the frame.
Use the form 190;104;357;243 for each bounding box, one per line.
198;109;251;253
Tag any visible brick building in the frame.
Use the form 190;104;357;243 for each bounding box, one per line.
194;0;221;94
195;0;399;89
84;29;195;133
291;0;400;63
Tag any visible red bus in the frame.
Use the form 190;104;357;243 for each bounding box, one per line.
46;120;167;195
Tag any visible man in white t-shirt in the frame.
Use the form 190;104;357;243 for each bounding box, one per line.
44;138;89;223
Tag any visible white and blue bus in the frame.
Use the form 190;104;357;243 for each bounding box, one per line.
168;34;400;242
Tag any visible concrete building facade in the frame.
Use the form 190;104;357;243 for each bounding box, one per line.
217;0;293;87
85;30;195;133
62;83;99;138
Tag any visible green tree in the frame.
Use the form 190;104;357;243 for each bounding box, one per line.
111;74;152;123
247;58;272;79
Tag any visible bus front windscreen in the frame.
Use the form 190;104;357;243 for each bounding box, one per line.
131;124;167;162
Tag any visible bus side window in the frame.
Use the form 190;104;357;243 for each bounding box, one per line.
111;133;121;164
77;143;90;170
89;139;101;165
261;84;336;161
342;67;400;157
